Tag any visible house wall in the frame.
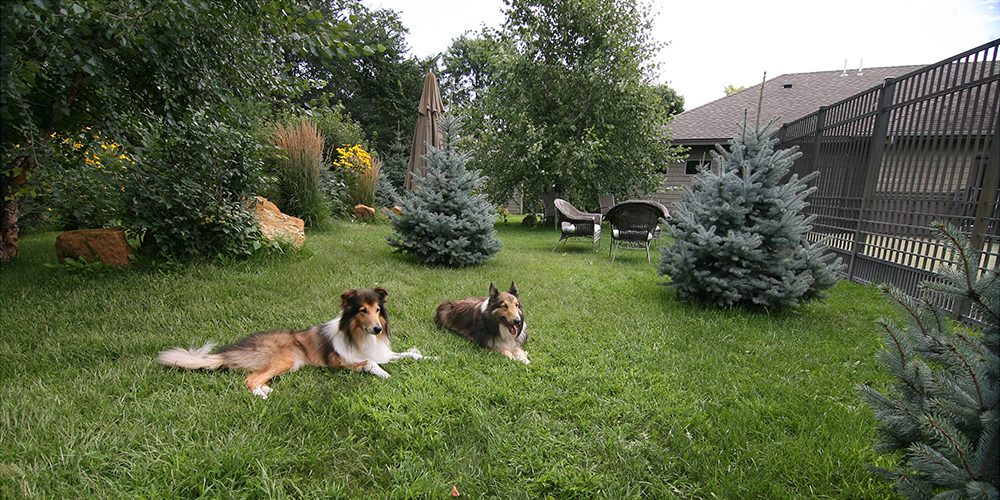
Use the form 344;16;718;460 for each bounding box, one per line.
647;144;717;210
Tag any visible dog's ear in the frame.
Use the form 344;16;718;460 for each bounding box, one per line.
508;281;519;297
340;289;357;310
489;282;499;298
374;287;389;301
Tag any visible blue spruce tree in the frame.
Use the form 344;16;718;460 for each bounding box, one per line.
859;221;998;499
657;118;843;310
387;115;502;267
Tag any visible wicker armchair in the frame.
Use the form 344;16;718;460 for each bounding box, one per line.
606;200;669;262
552;198;602;252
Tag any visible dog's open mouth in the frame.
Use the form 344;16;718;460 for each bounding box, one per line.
502;318;520;336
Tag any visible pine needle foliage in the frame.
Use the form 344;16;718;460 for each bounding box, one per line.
858;221;999;499
387;115;502;267
657;118;844;310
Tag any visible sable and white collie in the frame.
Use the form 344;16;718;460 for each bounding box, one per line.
157;288;428;399
435;282;529;363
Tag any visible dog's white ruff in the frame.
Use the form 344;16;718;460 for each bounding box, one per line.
322;316;428;378
496;324;530;364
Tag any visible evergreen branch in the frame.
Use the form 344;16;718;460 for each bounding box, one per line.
884;284;933;340
974;414;999;481
947;335;986;407
910;440;970;487
865;464;933;499
931;221;975;295
878;320;924;397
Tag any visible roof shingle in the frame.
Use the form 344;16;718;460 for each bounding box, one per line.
668;65;927;144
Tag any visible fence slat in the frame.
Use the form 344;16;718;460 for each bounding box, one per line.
779;39;999;325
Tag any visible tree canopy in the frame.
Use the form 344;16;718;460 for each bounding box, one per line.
288;0;431;155
0;0;374;261
446;0;685;211
1;0;371;146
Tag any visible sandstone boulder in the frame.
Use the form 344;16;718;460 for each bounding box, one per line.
56;227;133;266
253;196;305;248
353;204;376;219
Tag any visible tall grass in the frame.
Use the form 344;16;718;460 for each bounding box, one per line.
271;119;328;228
349;156;379;209
0;219;898;499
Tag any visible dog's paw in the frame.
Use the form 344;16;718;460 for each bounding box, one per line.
365;362;391;379
401;347;438;360
515;350;530;364
251;385;273;399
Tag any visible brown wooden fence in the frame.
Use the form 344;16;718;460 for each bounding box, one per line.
778;39;999;324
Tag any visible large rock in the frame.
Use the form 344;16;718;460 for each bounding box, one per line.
253;196;305;248
353;204;376;219
56;227;133;266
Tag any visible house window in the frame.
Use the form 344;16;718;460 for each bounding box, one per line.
685;160;710;175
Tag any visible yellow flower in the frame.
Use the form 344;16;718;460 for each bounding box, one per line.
332;144;373;172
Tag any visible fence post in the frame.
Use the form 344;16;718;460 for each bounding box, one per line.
810;106;827;175
970;125;1000;254
847;77;896;279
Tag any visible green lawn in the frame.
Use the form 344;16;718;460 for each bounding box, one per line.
0;218;898;499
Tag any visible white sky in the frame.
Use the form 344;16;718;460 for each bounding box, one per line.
364;0;1000;109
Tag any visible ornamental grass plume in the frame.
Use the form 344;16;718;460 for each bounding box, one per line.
271;118;327;227
351;155;380;209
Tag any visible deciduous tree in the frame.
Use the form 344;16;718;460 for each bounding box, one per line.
289;0;429;155
460;0;684;212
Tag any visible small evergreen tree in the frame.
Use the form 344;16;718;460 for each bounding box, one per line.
380;130;410;193
657;118;843;310
375;171;401;209
387;115;502;267
375;131;408;208
859;221;999;499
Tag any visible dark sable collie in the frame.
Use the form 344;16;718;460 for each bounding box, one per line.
435;282;529;363
157;288;428;399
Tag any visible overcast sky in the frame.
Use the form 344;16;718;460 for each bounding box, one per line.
363;0;1000;109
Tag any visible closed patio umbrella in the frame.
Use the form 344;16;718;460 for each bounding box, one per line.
404;70;445;191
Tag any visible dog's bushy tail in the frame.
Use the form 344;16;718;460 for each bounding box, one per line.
157;343;225;370
434;302;453;325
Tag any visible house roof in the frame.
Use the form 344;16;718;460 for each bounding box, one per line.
668;65;927;145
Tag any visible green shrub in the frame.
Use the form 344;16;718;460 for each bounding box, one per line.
123;116;265;261
307;105;367;156
22;130;131;231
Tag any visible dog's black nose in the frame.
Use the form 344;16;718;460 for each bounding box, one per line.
372;325;382;334
512;318;523;326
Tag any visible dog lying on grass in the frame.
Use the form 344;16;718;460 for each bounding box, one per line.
157;288;430;399
435;282;529;363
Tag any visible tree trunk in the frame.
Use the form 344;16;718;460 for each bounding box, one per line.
0;155;35;263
